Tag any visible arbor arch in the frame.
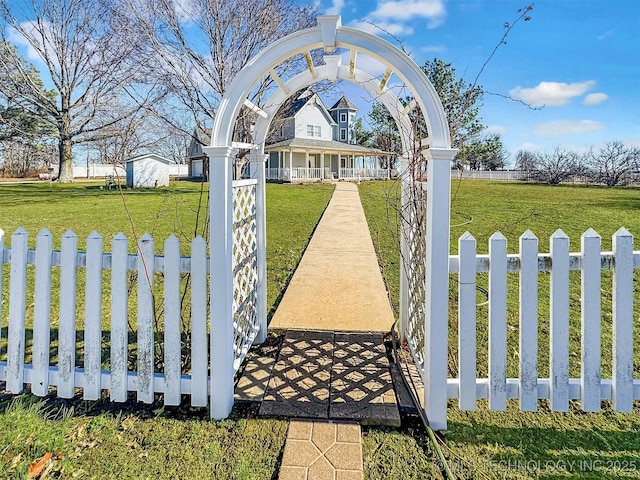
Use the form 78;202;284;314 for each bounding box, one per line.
204;16;457;430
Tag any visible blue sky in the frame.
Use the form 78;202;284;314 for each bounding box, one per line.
316;0;640;163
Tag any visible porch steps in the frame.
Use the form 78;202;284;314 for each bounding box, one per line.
234;329;401;426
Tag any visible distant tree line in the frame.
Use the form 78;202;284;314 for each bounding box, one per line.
514;141;640;186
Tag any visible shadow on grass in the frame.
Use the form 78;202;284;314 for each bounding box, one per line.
447;402;640;479
0;381;263;423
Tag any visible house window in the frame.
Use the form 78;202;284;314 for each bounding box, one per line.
340;128;347;141
307;125;321;137
340;112;347;123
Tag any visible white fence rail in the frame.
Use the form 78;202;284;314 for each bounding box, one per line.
0;180;259;410
404;227;640;429
448;228;640;410
339;168;389;180
0;228;210;405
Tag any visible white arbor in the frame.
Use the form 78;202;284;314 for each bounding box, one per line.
204;15;457;430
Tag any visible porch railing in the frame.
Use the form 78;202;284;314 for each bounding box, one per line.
265;167;389;181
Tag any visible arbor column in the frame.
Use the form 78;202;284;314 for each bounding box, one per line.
251;152;269;343
203;145;236;420
423;147;457;431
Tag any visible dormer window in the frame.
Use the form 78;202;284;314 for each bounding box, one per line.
307;124;321;137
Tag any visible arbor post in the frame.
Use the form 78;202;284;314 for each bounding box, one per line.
204;145;236;419
423;147;457;431
251;151;269;344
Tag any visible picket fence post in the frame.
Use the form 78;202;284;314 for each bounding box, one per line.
458;232;476;410
58;230;78;398
110;233;129;402
163;235;181;406
550;230;570;411
84;231;103;400
488;232;507;410
612;227;633;411
519;230;538;411
6;228;28;393
191;235;208;406
581;228;601;412
32;229;53;397
137;233;155;403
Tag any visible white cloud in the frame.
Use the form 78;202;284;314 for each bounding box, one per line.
370;0;446;28
510;81;596;107
349;0;446;39
483;125;506;136
325;0;345;15
349;19;410;36
533;120;605;138
421;45;447;54
8;23;46;63
583;93;608;106
516;142;541;152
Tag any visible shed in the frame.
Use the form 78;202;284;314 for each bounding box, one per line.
125;154;172;188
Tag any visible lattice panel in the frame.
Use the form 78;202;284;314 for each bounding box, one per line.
402;183;427;372
232;181;259;371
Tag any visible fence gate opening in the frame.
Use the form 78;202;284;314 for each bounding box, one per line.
204;15;456;428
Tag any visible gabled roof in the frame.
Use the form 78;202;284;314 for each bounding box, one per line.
276;88;336;125
126;153;174;164
329;96;358;112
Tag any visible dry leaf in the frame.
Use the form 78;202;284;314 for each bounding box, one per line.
27;452;52;479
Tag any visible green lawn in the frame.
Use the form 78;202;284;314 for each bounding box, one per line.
0;180;334;479
2;179;639;479
359;179;640;479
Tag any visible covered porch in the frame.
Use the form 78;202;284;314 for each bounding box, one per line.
265;138;393;182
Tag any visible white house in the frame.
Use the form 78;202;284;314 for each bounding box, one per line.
125;153;172;188
264;89;390;181
187;89;391;182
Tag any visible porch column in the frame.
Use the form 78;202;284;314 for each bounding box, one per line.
288;148;293;180
202;144;236;420
250;151;269;344
424;147;457;431
305;150;310;179
338;151;342;179
320;152;325;180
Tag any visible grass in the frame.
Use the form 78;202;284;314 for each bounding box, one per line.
0;394;287;479
359;179;640;479
0;179;334;479
3;178;639;479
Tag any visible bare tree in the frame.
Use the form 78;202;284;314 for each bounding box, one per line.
585;140;639;187
119;0;317;138
532;147;580;185
0;0;153;182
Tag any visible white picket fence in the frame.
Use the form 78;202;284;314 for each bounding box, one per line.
0;180;259;410
403;226;640;428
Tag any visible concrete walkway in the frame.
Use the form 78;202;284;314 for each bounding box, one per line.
270;181;395;332
269;182;396;480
